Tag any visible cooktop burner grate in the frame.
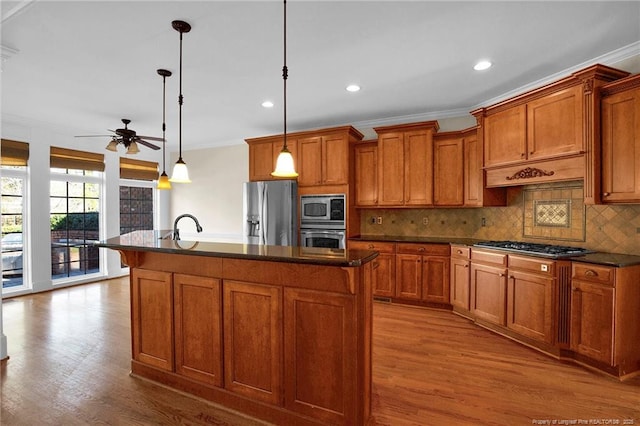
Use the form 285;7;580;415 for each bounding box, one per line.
473;241;594;258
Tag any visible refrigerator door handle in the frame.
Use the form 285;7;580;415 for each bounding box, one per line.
260;183;268;245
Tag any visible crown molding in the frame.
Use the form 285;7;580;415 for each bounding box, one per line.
1;0;37;24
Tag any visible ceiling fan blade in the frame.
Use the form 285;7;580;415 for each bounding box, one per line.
135;138;161;150
136;134;165;142
74;134;113;138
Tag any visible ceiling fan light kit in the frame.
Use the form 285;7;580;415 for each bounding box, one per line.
169;19;192;184
272;0;298;178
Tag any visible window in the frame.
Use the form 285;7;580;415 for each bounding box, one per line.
1;139;29;292
119;158;158;234
50;147;104;281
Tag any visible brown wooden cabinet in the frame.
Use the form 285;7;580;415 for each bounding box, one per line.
131;268;174;372
349;240;395;297
570;262;640;377
174;274;223;386
353;141;378;206
396;243;450;303
374;121;439;206
433;134;464;206
450;245;471;313
470;249;508;326
601;75;640;203
483;104;527;168
506;255;554;344
223;280;283;405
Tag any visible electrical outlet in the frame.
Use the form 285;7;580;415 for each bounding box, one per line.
370;216;376;224
481;217;486;227
377;216;383;225
540;264;549;272
422;217;429;225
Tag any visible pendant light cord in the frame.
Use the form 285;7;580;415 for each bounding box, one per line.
282;0;288;151
162;74;167;172
178;30;184;161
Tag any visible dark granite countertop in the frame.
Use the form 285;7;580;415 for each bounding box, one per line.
96;230;378;267
567;252;640;267
350;235;481;246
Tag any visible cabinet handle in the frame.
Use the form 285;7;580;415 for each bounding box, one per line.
499;273;505;277
368;244;374;249
464;264;469;268
584;269;598;277
509;275;515;279
418;247;425;252
521;153;526;158
457;250;463;254
603;192;610;197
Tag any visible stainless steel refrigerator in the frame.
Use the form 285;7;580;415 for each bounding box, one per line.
243;180;297;246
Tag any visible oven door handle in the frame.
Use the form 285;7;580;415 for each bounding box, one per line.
301;230;345;235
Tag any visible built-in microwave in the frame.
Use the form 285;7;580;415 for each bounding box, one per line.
300;194;346;229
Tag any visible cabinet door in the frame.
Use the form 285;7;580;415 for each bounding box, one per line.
284;288;356;424
434;136;464;206
601;87;640;202
506;271;553;343
470;263;507;325
450;258;470;310
372;252;395;297
354;143;378;206
174;274;222;386
249;141;275;181
527;85;583;160
404;130;433;206
322;134;349;185
377;132;405;205
484;105;527;167
395;254;421;299
131;268;174;371
298;136;323;186
422;255;450;303
464;133;482;206
223;281;282;405
570;280;614;365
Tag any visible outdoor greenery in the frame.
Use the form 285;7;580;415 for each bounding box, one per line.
50;212;99;231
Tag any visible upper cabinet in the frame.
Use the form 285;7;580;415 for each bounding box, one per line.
374;121;438;207
473;64;629;203
246;126;363;185
353;141;378;206
600;74;640;204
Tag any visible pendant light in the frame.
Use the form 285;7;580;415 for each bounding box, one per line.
157;68;172;190
169;20;192;183
271;0;298;178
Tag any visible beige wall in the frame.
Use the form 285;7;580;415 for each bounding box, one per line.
169;144;248;242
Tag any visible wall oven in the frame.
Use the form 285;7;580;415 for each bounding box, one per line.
300;194;346;249
300;229;346;249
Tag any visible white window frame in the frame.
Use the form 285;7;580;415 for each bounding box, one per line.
1;166;30;296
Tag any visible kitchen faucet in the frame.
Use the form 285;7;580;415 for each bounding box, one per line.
173;214;203;241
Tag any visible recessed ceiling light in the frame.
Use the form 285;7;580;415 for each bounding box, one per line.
261;101;274;108
474;60;492;71
346;84;361;92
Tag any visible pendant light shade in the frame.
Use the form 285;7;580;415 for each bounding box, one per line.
272;0;298;178
105;138;118;152
126;141;140;154
157;68;172;190
169;19;192;183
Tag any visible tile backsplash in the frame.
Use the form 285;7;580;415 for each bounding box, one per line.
360;182;640;255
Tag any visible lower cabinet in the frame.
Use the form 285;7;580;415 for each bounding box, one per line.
174;274;222;386
506;270;553;344
470;262;507;325
131;268;174;371
348;241;396;297
284;288;356;424
223;280;283;405
396;243;450;303
450;245;471;312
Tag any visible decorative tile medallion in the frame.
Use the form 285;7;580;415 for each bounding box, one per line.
534;200;571;227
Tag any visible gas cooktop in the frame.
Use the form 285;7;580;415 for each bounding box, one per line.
473;241;594;259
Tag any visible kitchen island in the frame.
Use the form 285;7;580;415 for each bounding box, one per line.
97;231;377;426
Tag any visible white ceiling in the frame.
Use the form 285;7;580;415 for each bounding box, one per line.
2;1;640;154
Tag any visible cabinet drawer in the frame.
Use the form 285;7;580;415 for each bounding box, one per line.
572;263;614;285
450;245;470;259
349;240;396;254
397;243;450;256
470;248;507;266
508;254;554;276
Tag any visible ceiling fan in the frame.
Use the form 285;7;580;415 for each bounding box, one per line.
75;118;163;154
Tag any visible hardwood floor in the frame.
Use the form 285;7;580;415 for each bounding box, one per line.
2;278;639;425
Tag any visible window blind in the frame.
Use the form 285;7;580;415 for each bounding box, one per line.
120;157;159;181
1;139;30;166
50;146;105;171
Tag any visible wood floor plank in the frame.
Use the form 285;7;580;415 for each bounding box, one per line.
2;278;639;425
